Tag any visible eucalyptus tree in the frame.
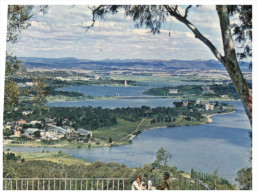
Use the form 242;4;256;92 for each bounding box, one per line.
5;5;48;116
86;5;252;125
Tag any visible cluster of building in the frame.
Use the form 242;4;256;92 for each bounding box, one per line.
3;118;92;143
181;99;221;111
54;74;100;81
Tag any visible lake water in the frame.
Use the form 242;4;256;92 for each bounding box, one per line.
56;85;151;97
6;85;252;183
48;85;176;108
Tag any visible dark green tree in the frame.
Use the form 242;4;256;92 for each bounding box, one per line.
4;80;20;115
235;167;252;190
3;129;13;138
33;131;41;138
150;147;172;170
227;6;252;68
32;77;50;115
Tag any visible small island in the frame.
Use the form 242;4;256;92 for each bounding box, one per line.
143;83;242;101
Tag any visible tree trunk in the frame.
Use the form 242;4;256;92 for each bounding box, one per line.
164;5;252;125
217;5;252;126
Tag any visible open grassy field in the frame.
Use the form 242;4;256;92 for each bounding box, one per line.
93;116;209;143
93;119;139;141
4;150;90;166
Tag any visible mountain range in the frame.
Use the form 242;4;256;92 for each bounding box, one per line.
18;57;251;72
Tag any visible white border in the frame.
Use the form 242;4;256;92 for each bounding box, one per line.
0;1;256;195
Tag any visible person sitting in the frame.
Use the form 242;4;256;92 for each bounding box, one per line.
160;172;173;190
131;175;144;190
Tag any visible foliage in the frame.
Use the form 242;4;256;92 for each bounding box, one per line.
5;5;48;119
3;149;236;190
4;80;20;115
7;5;48;43
9;102;204;131
227;5;252;68
191;169;236;190
150;148;172;170
3;158;132;179
144;84;241;99
3;152;23;163
235;167;252;190
3;129;14;138
86;5;170;34
5;53;23;76
87;5;251;65
32;77;50;114
86;5;252;126
33;131;41;138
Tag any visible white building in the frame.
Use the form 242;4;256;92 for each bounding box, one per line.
221;94;229;98
169;89;178;94
62;126;74;134
29;120;42;125
55;77;64;80
25;128;39;135
205;104;214;111
39;129;46;136
48;125;70;135
25;82;34;86
77;128;92;137
22;111;33;115
196;100;201;104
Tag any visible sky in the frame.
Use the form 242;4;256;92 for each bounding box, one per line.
6;5;235;61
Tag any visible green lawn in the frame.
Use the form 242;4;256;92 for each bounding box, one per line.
93;119;139;141
93;116;209;143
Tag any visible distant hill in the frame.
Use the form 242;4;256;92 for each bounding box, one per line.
18;57;251;71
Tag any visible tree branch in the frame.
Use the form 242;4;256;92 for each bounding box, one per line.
163;5;225;64
84;5;103;32
184;5;192;18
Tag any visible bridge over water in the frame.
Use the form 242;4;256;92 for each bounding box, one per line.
117;96;168;99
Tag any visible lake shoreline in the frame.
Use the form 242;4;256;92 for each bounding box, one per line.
206;110;237;123
47;96;240;103
3;109;236;149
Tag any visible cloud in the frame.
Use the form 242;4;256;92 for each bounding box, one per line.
6;5;224;61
